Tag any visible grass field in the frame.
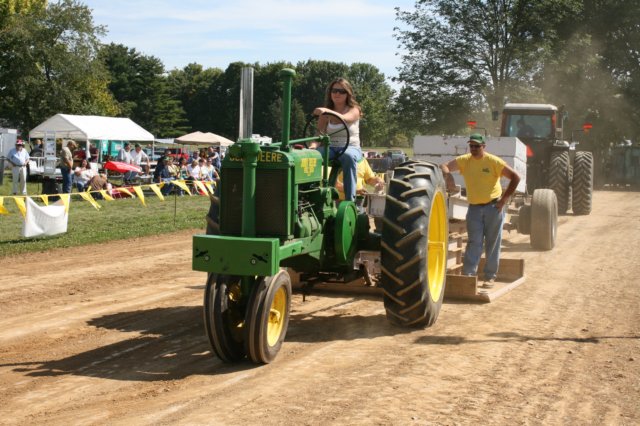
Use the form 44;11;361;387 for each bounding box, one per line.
0;175;210;257
0;145;411;257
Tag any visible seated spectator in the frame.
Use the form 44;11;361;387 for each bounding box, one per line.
211;147;222;171
178;157;190;180
335;158;384;201
190;158;208;180
158;157;178;195
30;139;44;157
73;160;95;192
131;143;150;175
187;159;198;179
117;142;135;184
88;173;109;199
153;156;166;183
202;158;219;181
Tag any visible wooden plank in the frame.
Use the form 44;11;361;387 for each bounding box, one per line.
289;259;525;304
476;276;526;302
445;257;526;302
443;274;478;300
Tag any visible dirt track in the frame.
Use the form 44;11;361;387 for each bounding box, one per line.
1;190;639;425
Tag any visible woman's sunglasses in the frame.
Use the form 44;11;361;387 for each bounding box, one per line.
331;88;347;94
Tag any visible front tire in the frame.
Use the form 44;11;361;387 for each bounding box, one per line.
244;270;292;364
530;189;558;251
380;161;448;327
204;274;246;362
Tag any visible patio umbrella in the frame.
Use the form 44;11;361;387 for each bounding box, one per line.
103;161;141;173
176;131;235;146
203;132;235;147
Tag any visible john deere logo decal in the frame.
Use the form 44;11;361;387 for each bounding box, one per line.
301;158;317;176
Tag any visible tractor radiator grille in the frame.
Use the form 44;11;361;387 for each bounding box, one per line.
220;168;243;235
220;168;289;237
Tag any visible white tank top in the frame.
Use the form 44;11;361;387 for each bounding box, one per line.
327;119;360;149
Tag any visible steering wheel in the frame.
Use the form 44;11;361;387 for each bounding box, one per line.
302;111;351;160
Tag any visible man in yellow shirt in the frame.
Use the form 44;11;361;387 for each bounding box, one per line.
335;157;384;200
440;133;521;288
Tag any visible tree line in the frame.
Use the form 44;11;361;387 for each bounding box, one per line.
395;0;640;151
1;0;638;151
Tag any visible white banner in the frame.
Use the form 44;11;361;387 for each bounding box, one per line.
22;197;69;238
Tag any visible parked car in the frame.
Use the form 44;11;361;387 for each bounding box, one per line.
143;148;163;161
385;149;408;162
162;147;190;161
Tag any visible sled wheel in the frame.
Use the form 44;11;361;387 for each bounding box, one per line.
245;270;292;364
380;161;448;327
548;150;571;214
572;151;593;215
203;274;246;362
517;204;531;235
530;189;558;251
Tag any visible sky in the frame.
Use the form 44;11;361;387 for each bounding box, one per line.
81;0;416;85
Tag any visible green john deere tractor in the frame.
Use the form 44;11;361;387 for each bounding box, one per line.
192;68;449;363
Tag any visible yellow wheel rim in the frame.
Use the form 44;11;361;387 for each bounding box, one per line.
427;191;447;302
266;285;287;347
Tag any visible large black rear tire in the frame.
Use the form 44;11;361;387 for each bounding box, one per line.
530;189;558;251
203;274;246;362
380;161;448;327
548;150;571;214
572;151;593;215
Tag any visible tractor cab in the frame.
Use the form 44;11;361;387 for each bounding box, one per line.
501;103;567;191
501;103;564;147
500;103;593;215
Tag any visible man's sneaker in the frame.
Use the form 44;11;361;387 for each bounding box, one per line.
482;278;495;289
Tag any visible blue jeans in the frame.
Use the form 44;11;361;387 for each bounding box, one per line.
61;167;72;193
161;178;175;195
124;171;137;183
318;146;362;201
463;201;505;280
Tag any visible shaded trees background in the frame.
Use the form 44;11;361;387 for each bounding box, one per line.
1;0;638;150
395;0;640;146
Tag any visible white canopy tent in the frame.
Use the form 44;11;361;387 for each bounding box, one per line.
175;131;235;147
29;114;154;141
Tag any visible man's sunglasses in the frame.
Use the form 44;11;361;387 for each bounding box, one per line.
469;144;482;149
331;88;347;94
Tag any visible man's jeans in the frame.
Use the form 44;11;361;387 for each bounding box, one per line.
124;171;137;183
61;167;73;193
463;201;505;280
317;146;362;201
